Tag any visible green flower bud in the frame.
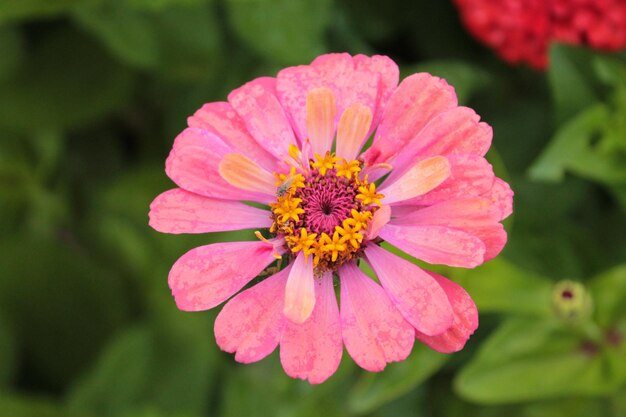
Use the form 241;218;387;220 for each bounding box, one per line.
551;280;593;322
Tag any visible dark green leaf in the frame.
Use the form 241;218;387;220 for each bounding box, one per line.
0;26;132;132
0;312;16;387
0;236;132;387
73;1;159;69
226;0;330;65
548;43;599;124
348;344;448;414
0;393;86;417
68;319;216;416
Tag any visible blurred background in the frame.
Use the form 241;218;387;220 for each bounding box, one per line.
0;0;625;416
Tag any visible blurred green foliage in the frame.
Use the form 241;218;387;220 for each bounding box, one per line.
0;0;625;416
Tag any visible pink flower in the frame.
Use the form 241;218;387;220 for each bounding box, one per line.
149;53;513;383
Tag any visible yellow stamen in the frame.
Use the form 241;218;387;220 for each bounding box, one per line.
344;209;373;231
287;228;318;263
356;182;384;207
336;221;365;249
335;158;361;179
311;152;340;176
320;231;347;262
272;196;305;223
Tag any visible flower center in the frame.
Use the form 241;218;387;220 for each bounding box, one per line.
269;149;384;272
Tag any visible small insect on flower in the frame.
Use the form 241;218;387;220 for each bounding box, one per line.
149;53;513;384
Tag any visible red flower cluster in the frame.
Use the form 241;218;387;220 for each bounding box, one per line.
454;0;626;69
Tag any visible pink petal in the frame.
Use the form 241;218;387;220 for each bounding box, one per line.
391;198;501;228
364;245;454;336
187;101;277;171
276;65;323;143
398;154;495;207
280;272;342;384
335;103;373;161
228;77;296;158
311;54;379;126
339;262;415;372
165;128;271;203
380;156;451;204
362;73;458;166
481;178;514;220
390;198;507;261
379;224;486;268
218;153;277;197
352;54;399;131
389;107;492;177
168;241;279;311
306;88;337;155
149;188;272;234
283;252;316;324
415;272;478;353
214;266;289;363
367;204;391;240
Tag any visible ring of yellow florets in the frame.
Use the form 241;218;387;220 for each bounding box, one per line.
269;148;384;273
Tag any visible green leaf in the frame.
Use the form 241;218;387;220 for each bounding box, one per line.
0;25;22;81
455;318;616;404
348;343;448;414
455;258;553;317
0;0;99;24
0;236;132;387
0;312;16;387
68;319;216;416
226;0;330;65
0;26;132;132
549;43;599;124
73;1;159;69
153;4;221;81
528;104;616;182
588;265;626;328
412;60;490;104
0;393;85;417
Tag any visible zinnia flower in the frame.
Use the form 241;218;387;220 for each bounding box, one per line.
149;53;513;383
454;0;626;69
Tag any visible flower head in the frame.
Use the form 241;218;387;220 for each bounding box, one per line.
454;0;626;69
149;53;514;383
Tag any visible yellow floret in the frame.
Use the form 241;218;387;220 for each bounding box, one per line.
311;152;340;176
356;182;384;207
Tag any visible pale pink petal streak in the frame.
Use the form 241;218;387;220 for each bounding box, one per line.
214;266;290;363
283;252;316;324
187;101;277;171
168;241;280;311
149;188;272;234
339;262;415;372
218;153;277;197
228;77;296;158
379;224;486;268
306;88;337;155
165;128;270;203
365;245;454;336
336;103;373;161
398;154;495;207
415;272;478;353
280;272;342;384
379;156;451;204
